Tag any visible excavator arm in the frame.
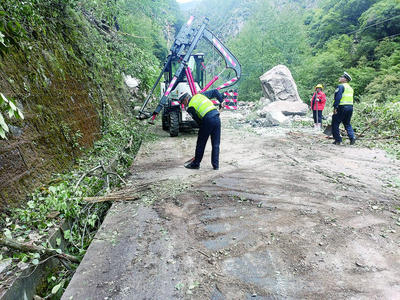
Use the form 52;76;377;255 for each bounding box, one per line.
202;29;241;90
137;16;241;121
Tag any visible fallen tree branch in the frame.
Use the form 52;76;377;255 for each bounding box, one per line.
360;135;400;141
102;161;110;190
0;237;80;263
356;118;380;138
19;255;58;279
84;194;140;203
106;172;127;185
74;164;103;190
125;135;134;151
83;186;150;203
75;134;137;191
81;179;170;203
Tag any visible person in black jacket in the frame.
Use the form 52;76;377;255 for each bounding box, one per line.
180;89;224;170
331;72;356;145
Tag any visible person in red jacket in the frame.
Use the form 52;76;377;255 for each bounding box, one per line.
310;84;327;130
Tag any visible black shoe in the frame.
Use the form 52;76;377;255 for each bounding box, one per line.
332;140;341;145
350;138;356;145
213;167;219;170
185;162;199;169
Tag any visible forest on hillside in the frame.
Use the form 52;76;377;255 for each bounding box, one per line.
188;0;400;156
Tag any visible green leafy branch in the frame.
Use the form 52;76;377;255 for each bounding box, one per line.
0;92;24;139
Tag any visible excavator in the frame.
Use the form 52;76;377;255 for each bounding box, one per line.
137;16;241;136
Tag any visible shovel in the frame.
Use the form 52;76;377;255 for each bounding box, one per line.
324;124;332;136
184;157;195;167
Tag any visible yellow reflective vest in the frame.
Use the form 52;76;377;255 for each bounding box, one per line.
339;83;354;105
188;94;217;118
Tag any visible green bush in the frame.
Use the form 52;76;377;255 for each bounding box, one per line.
353;100;400;158
363;74;400;103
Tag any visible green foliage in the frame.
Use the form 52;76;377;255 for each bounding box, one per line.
0;0;181;93
77;0;177;72
229;0;311;101
352;100;400;158
374;37;400;60
1;116;146;296
298;0;400;152
0;93;24;139
8;116;144;247
307;0;378;48
0;0;79;55
363;73;400;103
347;57;376;98
358;0;400;40
296;34;356;100
379;48;400;73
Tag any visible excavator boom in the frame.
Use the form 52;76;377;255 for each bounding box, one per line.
137;16;241;121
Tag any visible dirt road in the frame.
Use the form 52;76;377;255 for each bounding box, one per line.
62;112;400;300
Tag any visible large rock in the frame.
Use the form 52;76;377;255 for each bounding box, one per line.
124;75;140;89
250;110;289;127
259;65;301;102
262;100;308;116
248;65;308;127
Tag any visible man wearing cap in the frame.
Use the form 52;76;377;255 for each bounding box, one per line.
180;91;223;170
332;72;356;145
311;84;327;130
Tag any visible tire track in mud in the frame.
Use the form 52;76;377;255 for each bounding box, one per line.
152;127;400;299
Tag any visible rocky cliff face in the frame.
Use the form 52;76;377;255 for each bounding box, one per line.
191;0;321;41
0;9;130;208
193;0;256;40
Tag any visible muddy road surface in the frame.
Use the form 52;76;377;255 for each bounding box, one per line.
63;113;400;300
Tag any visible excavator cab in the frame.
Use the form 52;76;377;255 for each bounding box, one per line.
161;54;205;136
164;54;205;88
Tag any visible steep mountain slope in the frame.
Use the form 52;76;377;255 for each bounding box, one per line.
0;0;180;207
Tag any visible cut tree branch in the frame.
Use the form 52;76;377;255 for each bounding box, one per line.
82;179;169;203
74;164;103;190
357;118;380;137
0;237;80;263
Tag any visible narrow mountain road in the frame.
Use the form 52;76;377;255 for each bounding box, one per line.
62;112;400;300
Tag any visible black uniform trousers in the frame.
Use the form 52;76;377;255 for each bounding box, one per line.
332;105;355;142
193;109;221;169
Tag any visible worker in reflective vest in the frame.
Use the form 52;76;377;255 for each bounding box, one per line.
332;72;356;145
180;92;222;170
